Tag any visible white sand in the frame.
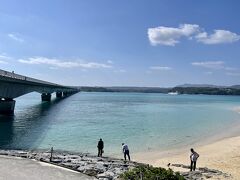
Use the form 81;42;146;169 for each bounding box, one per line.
133;136;240;179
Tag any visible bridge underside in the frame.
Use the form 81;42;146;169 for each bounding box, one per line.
0;78;79;115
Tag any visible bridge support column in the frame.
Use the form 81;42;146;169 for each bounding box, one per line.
0;98;15;115
63;92;68;97
41;93;51;101
56;92;63;98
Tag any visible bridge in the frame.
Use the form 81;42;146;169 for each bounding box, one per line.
0;69;79;115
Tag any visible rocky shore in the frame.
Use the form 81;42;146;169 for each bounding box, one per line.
0;149;142;180
0;149;231;180
170;164;231;179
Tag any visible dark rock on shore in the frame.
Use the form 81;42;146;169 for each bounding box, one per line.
0;150;138;179
0;150;232;179
171;163;231;180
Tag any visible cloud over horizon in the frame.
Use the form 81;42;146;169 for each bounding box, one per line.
18;57;113;69
149;66;173;70
148;24;240;46
191;61;225;69
191;61;238;75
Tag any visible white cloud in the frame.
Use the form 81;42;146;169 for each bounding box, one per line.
204;71;213;75
114;69;126;73
0;53;12;64
0;55;8;59
191;61;225;69
148;24;240;46
148;24;200;46
8;33;24;42
150;66;172;70
49;66;59;70
226;72;240;76
195;30;240;44
107;60;113;64
225;67;238;71
18;57;112;69
0;60;8;64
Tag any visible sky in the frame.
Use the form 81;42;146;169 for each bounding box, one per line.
0;0;240;87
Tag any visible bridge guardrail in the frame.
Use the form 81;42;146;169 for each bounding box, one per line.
0;69;63;87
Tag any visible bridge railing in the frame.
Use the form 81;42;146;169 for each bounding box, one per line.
0;69;63;87
0;69;25;80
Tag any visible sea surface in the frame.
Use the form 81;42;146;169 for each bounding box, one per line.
0;92;240;156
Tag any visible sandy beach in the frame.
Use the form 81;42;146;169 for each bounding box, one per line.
0;136;240;179
133;135;240;179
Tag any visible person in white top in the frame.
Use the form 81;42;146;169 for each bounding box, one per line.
190;148;199;171
122;143;130;161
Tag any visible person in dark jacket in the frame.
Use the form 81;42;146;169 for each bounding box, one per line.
97;138;104;157
122;143;130;161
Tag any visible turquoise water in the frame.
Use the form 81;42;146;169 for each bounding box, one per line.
0;92;240;156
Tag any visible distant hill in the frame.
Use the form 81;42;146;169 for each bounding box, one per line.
231;85;240;89
176;84;226;88
78;85;240;96
79;86;170;93
172;86;240;95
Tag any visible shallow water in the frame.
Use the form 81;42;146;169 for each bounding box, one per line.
0;92;240;156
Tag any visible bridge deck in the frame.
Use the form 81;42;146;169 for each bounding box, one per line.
0;69;79;99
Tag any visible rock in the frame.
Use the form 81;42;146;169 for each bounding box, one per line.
112;167;124;175
66;155;80;159
97;158;103;162
51;159;62;163
97;171;115;179
84;169;98;176
198;167;209;173
62;163;79;169
94;164;106;173
204;174;212;178
103;163;109;167
181;165;190;169
77;166;85;172
208;169;219;173
171;164;181;167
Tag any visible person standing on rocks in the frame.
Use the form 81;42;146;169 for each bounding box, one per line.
97;138;104;157
122;143;130;161
190;148;199;171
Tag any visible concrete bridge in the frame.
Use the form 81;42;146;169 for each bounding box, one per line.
0;69;79;115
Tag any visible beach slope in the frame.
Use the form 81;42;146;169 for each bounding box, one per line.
134;136;240;179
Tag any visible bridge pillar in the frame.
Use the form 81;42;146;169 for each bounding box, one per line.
41;93;51;101
56;92;63;98
0;98;15;115
63;92;68;97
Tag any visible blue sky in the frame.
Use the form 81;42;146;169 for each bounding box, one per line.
0;0;240;87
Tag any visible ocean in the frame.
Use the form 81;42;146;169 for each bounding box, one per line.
0;92;240;156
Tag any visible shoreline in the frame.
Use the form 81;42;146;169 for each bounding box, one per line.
0;136;238;180
0;149;144;180
133;135;240;179
0;147;230;180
